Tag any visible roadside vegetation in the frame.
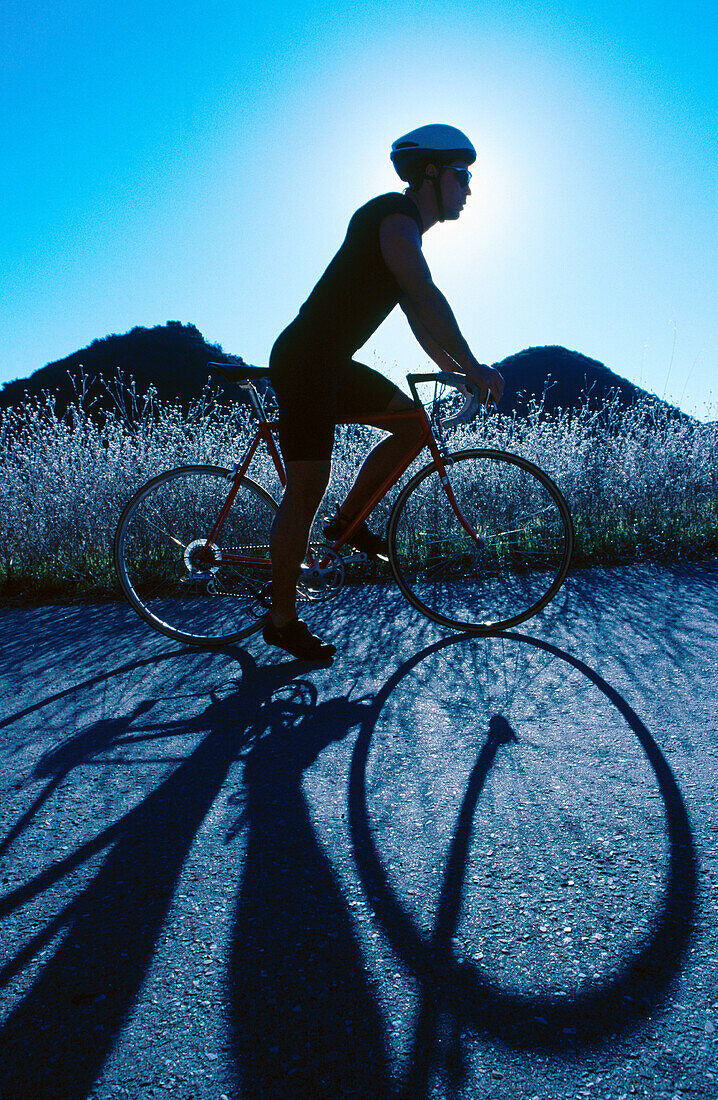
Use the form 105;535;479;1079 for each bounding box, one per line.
1;376;716;601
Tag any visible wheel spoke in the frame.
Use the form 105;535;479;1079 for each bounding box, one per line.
131;510;188;549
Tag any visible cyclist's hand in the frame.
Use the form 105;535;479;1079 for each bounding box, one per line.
464;363;505;408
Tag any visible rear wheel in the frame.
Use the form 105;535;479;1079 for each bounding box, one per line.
114;465;277;645
387;449;573;631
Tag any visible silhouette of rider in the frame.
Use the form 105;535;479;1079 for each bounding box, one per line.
264;125;505;659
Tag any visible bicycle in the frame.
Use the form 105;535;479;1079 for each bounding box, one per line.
113;363;574;646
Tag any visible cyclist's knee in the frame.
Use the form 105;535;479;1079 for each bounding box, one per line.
283;459;331;510
384;391;426;447
394;415;427;449
406;417;428;447
385;390;414;414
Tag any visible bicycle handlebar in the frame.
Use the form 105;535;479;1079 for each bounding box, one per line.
406;371;493;427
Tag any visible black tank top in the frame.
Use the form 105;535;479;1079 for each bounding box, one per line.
281;192;423;358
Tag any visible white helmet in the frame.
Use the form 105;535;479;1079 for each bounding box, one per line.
390;124;476;181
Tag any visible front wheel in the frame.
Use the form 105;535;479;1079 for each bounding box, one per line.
387;449;574;632
114;465;277;645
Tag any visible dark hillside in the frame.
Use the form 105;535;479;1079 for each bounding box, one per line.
0;322;247;418
1;325;687;422
492;345;681;418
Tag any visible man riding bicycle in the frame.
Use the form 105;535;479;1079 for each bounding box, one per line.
265;124;505;659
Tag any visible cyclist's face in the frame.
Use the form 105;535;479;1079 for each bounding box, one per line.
440;159;472;220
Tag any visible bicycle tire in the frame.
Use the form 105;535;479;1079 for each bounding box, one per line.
387;449;574;632
114;465;277;646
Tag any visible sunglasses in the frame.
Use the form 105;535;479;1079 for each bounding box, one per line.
444;166;472;188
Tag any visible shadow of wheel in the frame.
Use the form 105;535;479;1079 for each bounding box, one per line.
348;631;697;1050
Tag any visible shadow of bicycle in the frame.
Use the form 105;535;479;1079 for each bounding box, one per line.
348;630;697;1096
0;604;699;1099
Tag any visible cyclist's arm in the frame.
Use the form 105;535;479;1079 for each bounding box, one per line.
400;297;462;373
380;213;504;404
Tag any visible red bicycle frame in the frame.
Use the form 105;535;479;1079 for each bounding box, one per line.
202;373;480;568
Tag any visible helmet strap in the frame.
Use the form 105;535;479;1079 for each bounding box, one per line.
430;170;445;223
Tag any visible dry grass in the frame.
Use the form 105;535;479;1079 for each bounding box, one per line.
1;379;716;600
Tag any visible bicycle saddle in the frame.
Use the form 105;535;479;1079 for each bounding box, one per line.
208;360;271;385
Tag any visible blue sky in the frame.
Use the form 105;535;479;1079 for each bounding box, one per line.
1;0;716;417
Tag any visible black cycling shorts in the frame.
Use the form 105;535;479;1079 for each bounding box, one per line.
269;330;398;462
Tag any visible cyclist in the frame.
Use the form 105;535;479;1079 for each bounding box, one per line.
264;124;505;659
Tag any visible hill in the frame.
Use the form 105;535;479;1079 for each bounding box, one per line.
492;345;678;418
0;323;687;421
0;322;247;418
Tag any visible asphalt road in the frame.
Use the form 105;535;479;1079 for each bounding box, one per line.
0;562;716;1099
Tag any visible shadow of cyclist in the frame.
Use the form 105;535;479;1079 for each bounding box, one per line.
0;617;700;1098
0;649;337;1100
227;684;392;1100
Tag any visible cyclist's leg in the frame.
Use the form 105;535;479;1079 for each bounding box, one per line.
269;458;331;627
267;333;338;654
336;365;426;523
